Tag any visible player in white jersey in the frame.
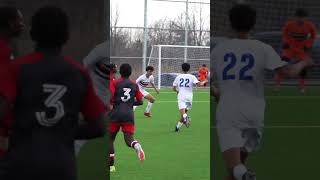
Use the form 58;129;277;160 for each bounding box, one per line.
134;66;159;117
211;4;312;180
173;63;207;131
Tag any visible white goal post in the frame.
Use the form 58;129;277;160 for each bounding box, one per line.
147;45;210;89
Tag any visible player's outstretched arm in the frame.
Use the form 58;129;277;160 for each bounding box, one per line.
196;80;208;87
277;59;313;77
151;83;159;94
173;86;178;94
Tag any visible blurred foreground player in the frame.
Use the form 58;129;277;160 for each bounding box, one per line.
0;6;25;159
0;6;105;180
109;64;145;172
75;42;115;155
212;4;312;180
173;63;206;132
274;8;316;92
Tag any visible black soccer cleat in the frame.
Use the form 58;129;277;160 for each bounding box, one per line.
174;126;179;132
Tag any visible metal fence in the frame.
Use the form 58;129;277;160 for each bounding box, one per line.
111;0;210;78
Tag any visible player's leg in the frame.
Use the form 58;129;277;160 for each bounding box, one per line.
175;100;188;131
299;68;307;93
175;108;186;132
144;94;155;117
223;148;255;180
109;132;117;172
218;127;258;180
298;53;312;93
109;122;120;172
122;124;145;161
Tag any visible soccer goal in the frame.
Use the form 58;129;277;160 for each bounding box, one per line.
147;45;210;89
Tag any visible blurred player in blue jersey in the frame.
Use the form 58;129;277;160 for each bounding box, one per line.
212;4;312;180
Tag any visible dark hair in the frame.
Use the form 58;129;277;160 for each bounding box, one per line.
0;6;19;30
182;63;190;72
120;63;132;78
229;4;256;32
146;66;154;72
30;6;69;48
295;8;308;17
202;64;206;67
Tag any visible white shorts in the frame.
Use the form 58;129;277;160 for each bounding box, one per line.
217;127;262;153
140;88;150;97
178;99;192;110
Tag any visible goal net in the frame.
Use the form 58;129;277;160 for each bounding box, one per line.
148;45;210;89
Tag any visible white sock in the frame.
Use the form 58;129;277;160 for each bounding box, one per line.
176;122;183;129
131;141;141;151
133;106;137;111
145;102;153;113
233;164;247;180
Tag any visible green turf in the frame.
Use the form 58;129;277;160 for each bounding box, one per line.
105;88;210;180
212;86;320;180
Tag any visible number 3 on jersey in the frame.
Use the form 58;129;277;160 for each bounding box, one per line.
36;84;67;127
121;88;131;102
223;53;255;80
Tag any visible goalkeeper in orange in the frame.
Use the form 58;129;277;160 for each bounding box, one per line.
198;64;209;86
275;8;317;93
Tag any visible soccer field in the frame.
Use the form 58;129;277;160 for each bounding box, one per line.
107;88;210;180
76;88;209;180
212;86;320;180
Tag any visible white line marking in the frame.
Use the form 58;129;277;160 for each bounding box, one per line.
211;125;320;129
157;92;209;94
156;101;209;103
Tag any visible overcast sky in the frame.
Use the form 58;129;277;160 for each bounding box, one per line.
111;0;210;29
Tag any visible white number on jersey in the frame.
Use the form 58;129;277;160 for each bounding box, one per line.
121;88;131;102
35;84;67;127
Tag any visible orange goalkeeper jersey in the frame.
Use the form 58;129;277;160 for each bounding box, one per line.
282;19;317;61
198;67;209;81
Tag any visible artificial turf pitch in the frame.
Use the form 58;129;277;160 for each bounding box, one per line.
212;86;320;180
77;88;210;180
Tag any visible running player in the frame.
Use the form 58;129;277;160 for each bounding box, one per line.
134;66;159;117
173;63;207;132
212;4;312;180
109;64;145;172
0;6;25;160
198;64;209;86
0;6;105;180
274;8;316;92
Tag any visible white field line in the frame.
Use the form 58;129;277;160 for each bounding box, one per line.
156;100;209;103
211;125;320;129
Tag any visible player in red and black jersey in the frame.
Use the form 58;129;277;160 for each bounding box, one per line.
0;6;105;180
109;63;144;172
0;6;25;161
